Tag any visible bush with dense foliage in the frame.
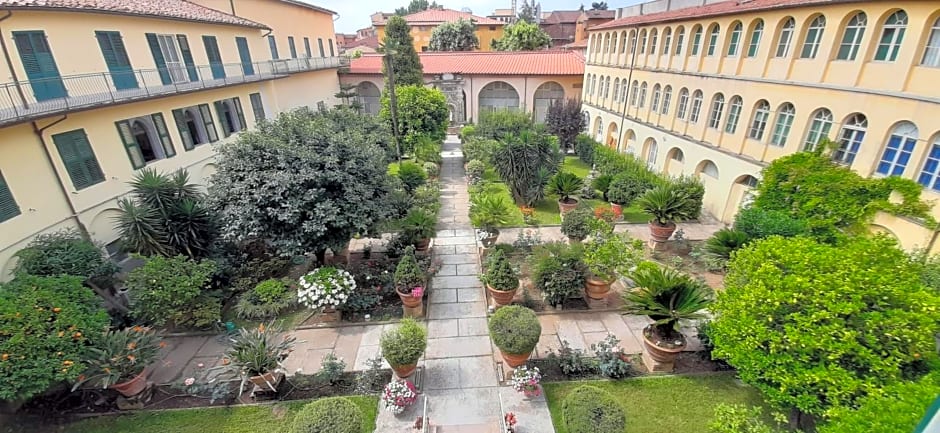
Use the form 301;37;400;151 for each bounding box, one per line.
414;135;443;165
545;99;587;151
393;246;425;293
560;206;593;240
381;16;424;87
481;249;519;291
488;305;541;354
290;397;363;433
491;130;562;206
397;161;428;193
574;134;596;165
381;85;449;154
593;144;657;178
234;278;295;320
708;404;778;433
709;235;940;424
210;107;392;259
126;255;219;329
562;385;627;433
592;174;613;201
670;175;705;219
462;137;497;164
0;275;109;401
732;207;809;240
703;228;750;261
475;110;534;140
380;318;427;367
13;230;118;280
530;242;586;306
470;193;515;230
819;371;940;433
466;159;486;185
428;18;478;51
607;169;661;206
492;20;551;51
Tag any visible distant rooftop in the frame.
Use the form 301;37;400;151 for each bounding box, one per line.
346;50;584;76
0;0;270;28
373;8;506;26
596;0;836;30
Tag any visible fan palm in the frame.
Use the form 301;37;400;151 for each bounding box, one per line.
546;171;584;203
635;183;695;226
622;262;713;338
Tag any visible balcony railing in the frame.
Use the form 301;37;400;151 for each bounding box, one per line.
0;56;349;127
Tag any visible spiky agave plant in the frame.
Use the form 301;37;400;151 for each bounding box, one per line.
622;262;713;339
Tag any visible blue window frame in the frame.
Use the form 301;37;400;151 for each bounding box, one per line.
877;123;918;176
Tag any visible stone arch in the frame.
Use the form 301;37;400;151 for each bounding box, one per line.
606;122;619;148
357;81;381;115
478;81;520;116
721;173;759;222
663;147;685;175
620;129;636;154
695;159;720;178
869;224;899;241
200;163;219;189
533;81;565;123
89;208;124;244
641;137;659;167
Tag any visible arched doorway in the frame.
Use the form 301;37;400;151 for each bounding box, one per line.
478;81;520;116
620;129;636;154
663;147;684;175
357;81;381;115
606;123;619;148
722;173;758;223
533;81;564;123
641;138;658;168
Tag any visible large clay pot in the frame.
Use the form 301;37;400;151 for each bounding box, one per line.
558;198;579;215
500;350;532;368
648;221;677;243
249;371;280;390
487;283;518;306
642;327;685;366
391;363;417;378
609;203;623;220
397;288;422;308
479;229;500;248
584;276;613;300
111;371;149;397
413;237;431;252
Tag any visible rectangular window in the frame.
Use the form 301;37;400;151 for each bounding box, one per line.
145;33;189;84
749;110;769;140
115;114;176;168
268;35;279;59
202;35;225;79
725;102;742;134
288;36;297;58
51;129;105;190
837;26;865;60
877;135;915;176
304;37;312;57
923;24;940;67
175;35;199;82
317;38;325;57
803;117;832;151
0;171;20;223
236;36;254;75
214;97;247;137
918;144;940;191
329;39;335;56
249;92;265;121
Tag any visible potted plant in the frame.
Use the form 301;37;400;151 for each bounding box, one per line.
402;208;436;252
635;183;695;242
488;305;541;367
382;379;419;414
582;221;643;300
380;318;427;378
560;206;593;243
481;249;519;306
470;193;514;247
223;323;296;392
298;266;355;312
394;246;426;308
73;326;162;398
530;242;586;308
510;365;542;398
546;172;584;214
621;262;712;371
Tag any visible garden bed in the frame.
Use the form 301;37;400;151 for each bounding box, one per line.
530;350;732;383
650;239;726;289
481;245;596;312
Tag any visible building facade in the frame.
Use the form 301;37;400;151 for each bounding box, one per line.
0;0;344;279
371;9;507;52
541;10;582;48
582;0;940;251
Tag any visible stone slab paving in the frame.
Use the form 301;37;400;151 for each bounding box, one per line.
498;386;556;433
495;219;724;244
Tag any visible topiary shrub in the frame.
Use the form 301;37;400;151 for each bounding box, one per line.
398;161;428;193
530;242;586;307
481;249;518;291
562;385;626;433
488;305;541;355
290;397;363;433
561;206;594;241
608;171;659;206
466;159;486;185
13;229;118;280
380;318;427;367
422;162;439;178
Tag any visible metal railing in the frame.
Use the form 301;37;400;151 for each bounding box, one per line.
0;56;349;126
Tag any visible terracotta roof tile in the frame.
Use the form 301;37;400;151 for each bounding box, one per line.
403;8;506;26
0;0;268;28
347;51;585;76
543;10;582;24
348;35;379;49
594;0;838;30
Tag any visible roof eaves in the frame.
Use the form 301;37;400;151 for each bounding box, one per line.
274;0;336;16
593;0;853;30
0;4;270;29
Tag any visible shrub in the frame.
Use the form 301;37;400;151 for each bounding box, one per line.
476;109;534;140
608;171;658;206
548;340;596;376
394;246;425;293
488;305;541;355
544;98;587;152
591;335;633;378
820;372;940;433
466;159;486;185
422;161;439;178
593;144;653;177
671;175;705;219
562;385;626;433
380;318;427;366
491;131;562;206
530;242;586;306
481;249;519;291
636;183;698;226
398;161;428;193
234;278;295;320
703;228;750;261
546;172;583;203
574;134;596;165
13;229;118;280
290;397;363;433
0;275;110;401
412;181;442;215
709;404;778;433
733;207;809;240
592;174;613;201
380;85;449;153
401;208;436;243
414;135;443;164
460;124;476;141
470;193;514;230
462;137;497;163
126;255;219;329
560;206;593;240
583;229;644;281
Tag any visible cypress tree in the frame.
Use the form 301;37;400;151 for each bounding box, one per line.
382;16;424;87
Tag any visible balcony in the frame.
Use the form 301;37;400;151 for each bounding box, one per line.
0;56;349;127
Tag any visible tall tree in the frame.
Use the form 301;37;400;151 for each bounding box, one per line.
545;98;587;152
428;18;479;51
517;0;538;23
382;16;425;87
591;2;608;10
394;0;429;15
334;83;362;112
491;20;551;51
380;85;449;154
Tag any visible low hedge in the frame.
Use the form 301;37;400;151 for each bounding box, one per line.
562;385;626;433
290;397;363;433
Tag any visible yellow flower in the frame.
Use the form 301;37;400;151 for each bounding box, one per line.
1;354;8;361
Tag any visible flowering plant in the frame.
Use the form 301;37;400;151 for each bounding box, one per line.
298;267;355;309
476;229;495;242
510;365;542;397
504;412;517;433
73;326;163;390
382;379;418;414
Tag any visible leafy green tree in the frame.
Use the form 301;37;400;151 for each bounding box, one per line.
591;2;608;10
517;0;539;23
382;16;424;87
545;98;587;151
394;0;433;15
709;235;940;430
334;83;362;112
209;107;393;260
820;372;940;433
127;255;219;329
429;18;478;51
491;130;562;206
380;85;449;153
475;109;534;140
492;20;551;51
14;230;117;280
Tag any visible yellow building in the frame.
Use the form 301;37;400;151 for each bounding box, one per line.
582;0;940;252
0;0;345;279
371;9;507;52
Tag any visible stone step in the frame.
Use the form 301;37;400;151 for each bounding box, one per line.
434;422;503;433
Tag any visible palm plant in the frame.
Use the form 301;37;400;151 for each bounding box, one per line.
470;193;514;231
635;183;695;226
546;172;584;204
622;262;712;339
704;228;750;260
402;208;437;242
490;130;562;206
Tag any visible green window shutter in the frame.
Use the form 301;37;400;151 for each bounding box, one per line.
115;120;145;169
214;100;232;137
172;108;194;150
202;35;225;79
249;92;264;121
151;113;175;158
199;104;219;142
145;33;171;85
233;97;246;131
0;171;21;223
176;35;198;81
52;129;105;190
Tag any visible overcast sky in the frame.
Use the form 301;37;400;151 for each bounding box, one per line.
311;0;644;33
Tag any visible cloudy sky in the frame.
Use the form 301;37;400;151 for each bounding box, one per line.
311;0;644;33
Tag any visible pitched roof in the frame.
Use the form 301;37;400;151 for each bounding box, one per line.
348;35;379;49
543;10;582;24
594;0;839;30
346;50;584;76
274;0;335;16
0;0;268;28
403;8;505;25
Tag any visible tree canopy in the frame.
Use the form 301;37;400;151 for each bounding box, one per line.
394;0;439;15
380;85;449;153
382;16;424;87
545;98;587;151
591;2;608;10
492;20;551;51
428;18;478;51
517;0;539;23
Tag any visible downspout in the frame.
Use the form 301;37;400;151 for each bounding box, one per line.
618;26;638;143
228;0;236;15
0;11;28;109
31;116;90;240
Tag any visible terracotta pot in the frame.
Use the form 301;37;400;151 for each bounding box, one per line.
500;350;532;368
249;371;280;390
584;275;613;300
567;235;583;244
479;229;500;248
413;237;431;252
397;288;422;308
487;283;518;306
558;198;579;214
649;221;677;242
642;328;685;365
609;202;623;219
111;371;149;398
390;363;417;378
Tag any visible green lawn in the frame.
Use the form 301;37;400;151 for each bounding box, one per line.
66;396;378;433
544;375;767;433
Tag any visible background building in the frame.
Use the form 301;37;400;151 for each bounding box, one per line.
582;0;940;251
541;10;583;48
371;9;507;51
488;8;516;24
575;9;616;43
0;0;344;279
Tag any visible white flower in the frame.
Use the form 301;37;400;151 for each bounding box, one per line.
184;377;195;386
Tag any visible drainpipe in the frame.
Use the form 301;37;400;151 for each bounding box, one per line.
0;11;28;109
31;117;90;240
228;0;236;15
618;27;638;143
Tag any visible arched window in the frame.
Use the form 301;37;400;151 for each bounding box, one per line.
669;148;684;162
595;116;604;141
918;135;940;191
662;28;672;55
676;88;690;119
610;33;619;58
603;33;610;54
747;19;764;57
706;24;720;56
875;10;907;61
876;122;918;176
650;29;659;54
604;77;611;99
923;17;940;67
639;29;648;54
638;82;648;108
770;103;796;146
612;79;621;103
801;15;826;58
837;12;867;60
620;81;628;103
708;93;725;129
725;96;743;134
630;80;640;106
661;85;672;115
620;31;628;54
131;119;158;162
479;81;520;112
629;30;637;54
699;160;719;178
775;17;796;57
647;140;659;165
748;100;771;140
651;84;662;112
803;109;833;151
728;22;743;56
674;27;685;55
689;90;704;123
833;113;867;164
533;81;564;123
690;25;703;55
357;81;381;115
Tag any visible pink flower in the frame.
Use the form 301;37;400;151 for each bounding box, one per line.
411;286;424;298
184;377;195;386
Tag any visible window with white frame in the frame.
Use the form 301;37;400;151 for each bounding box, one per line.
770;103;796;146
620;32;628;54
604;77;611;99
595;117;604;140
647;141;659;165
691;26;702;55
629;30;637;54
728;22;742;56
675;27;685;55
875;10;907;61
748;100;771;140
630;81;639;106
837;13;867;60
700;160;719;178
922;17;940;67
662;28;672;55
800;15;826;58
918;136;940;191
620;82;627;103
876;122;918;176
651;84;662;113
706;24;720;56
661;86;672;115
613;79;620;103
638;82;648;108
833;113;867;165
803;109;833;151
677;88;690;119
650;29;658;54
708;93;725;129
640;29;648;54
725;96;743;134
747;20;763;57
689;90;704;123
775;18;795;57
